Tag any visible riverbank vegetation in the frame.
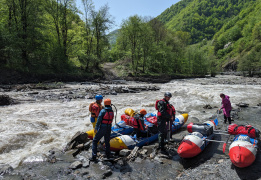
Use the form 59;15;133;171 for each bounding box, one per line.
0;0;260;82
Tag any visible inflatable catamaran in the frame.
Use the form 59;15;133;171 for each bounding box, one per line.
109;114;188;151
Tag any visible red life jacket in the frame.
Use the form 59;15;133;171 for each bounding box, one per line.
133;115;145;131
89;102;103;118
228;124;260;138
155;99;172;116
146;116;158;126
101;109;114;124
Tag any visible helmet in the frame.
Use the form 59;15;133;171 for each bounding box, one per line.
95;95;103;100
104;99;111;106
164;92;172;98
140;109;147;115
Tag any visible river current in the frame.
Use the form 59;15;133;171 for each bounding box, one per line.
0;75;261;168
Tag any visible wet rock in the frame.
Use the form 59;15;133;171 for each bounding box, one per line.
0;95;13;106
236;102;249;107
82;160;90;168
69;161;82;170
139;149;148;156
102;170;112;178
203;104;213;109
0;164;13;175
119;149;131;157
218;159;224;164
257;103;261;106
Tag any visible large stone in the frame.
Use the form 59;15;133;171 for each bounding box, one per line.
119;149;131;157
0;164;13;175
0;95;13;106
69;161;82;170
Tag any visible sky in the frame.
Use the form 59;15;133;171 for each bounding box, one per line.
75;0;181;31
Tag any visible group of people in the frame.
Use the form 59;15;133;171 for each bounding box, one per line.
88;92;232;161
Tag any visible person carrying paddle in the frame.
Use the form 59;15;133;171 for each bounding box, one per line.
89;95;103;128
219;93;232;124
90;98;114;161
133;109;147;138
156;92;173;153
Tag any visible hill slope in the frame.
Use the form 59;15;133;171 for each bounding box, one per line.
157;0;261;72
157;0;258;43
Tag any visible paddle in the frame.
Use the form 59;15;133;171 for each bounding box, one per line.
167;120;171;142
223;135;231;153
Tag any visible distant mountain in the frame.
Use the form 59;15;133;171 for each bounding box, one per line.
108;29;119;45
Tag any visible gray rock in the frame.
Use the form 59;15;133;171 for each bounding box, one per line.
82;160;90;168
119;149;131;157
0;164;13;175
102;170;112;178
154;156;163;164
69;161;82;170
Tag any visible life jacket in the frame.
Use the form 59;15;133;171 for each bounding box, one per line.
101;109;114;124
121;114;135;127
89;102;103;118
133;114;145;131
146;116;158;126
155;99;172;116
228;124;260;138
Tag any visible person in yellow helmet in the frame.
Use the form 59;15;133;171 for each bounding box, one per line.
90;99;114;161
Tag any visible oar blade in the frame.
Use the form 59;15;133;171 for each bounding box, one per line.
222;143;227;153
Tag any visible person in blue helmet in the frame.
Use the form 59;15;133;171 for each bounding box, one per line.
89;95;103;129
90;99;114;161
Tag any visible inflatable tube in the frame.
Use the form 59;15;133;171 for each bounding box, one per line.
229;134;258;168
86;120;134;140
177;119;218;158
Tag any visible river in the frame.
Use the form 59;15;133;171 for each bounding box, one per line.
0;75;261;170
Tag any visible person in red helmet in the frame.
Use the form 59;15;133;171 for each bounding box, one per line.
133;109;148;138
90;98;114;161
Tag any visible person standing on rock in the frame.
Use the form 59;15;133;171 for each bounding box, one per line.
133;109;148;138
156;92;173;153
90;98;114;161
219;93;232;124
89;95;103;129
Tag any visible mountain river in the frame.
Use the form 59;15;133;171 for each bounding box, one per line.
0;75;261;179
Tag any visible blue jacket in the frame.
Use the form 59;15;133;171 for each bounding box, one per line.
95;106;113;130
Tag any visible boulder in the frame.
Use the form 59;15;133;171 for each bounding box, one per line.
0;95;13;106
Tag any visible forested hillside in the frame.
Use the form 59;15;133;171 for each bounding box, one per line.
0;0;113;77
156;0;261;75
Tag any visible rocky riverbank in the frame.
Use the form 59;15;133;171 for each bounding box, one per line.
1;106;261;180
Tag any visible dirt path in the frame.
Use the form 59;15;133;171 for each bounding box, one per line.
102;62;120;80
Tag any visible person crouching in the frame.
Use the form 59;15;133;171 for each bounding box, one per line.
90;98;114;161
133;109;148;138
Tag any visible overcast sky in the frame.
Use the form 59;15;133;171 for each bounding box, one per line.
75;0;181;31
